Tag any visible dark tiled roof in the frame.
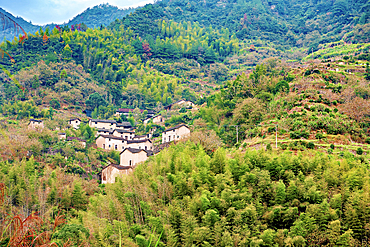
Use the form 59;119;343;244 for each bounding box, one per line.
67;137;86;142
114;129;135;134
69;118;81;121
120;148;154;156
164;124;189;132
127;139;152;144
102;164;133;171
117;108;155;114
90;119;116;123
122;148;145;154
29;119;43;123
116;122;132;127
97;129;113;133
133;135;147;139
97;135;127;141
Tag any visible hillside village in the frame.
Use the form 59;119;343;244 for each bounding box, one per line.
3;0;370;245
27;100;194;184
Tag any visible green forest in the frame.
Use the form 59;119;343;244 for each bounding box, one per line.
1;0;370;246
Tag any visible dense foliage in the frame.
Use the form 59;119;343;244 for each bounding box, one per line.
77;142;370;246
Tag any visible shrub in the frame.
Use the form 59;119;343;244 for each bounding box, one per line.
307;142;315;149
357;148;363;155
316;133;324;139
328;148;333;154
332;100;337;105
290;131;309;139
266;143;272;151
330;143;335;149
290;131;300;139
280;143;288;150
366;137;370;144
334;108;338;113
50;98;61;109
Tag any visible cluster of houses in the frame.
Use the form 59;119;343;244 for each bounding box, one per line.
90;118;190;184
27;100;195;184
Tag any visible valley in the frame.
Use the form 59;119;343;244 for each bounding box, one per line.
1;0;370;246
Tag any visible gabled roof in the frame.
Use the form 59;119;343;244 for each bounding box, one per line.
117;108;155;114
29;118;43;123
144;114;162;121
67;137;86;142
113;129;135;134
101;164;134;171
97;128;114;133
116;122;132;127
120;148;154;156
164;124;189;132
133;135;148;139
69;118;81;121
164;100;194;109
90;119;116;124
97;135;127;141
127;139;152;144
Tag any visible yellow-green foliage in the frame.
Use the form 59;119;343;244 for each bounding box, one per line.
79;142;370;246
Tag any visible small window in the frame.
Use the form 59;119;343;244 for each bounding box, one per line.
103;144;105;149
109;145;111;148
115;145;117;150
145;146;147;150
129;160;132;166
76;121;78;123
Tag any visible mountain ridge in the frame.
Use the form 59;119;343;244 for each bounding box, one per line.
0;3;136;41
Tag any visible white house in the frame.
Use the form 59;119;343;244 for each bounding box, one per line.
28;119;44;130
162;124;190;144
69;118;81;129
101;164;134;184
112;129;135;140
126;139;153;151
164;100;195;111
143;115;164;125
89;119;116;129
120;148;153;167
95;135;126;151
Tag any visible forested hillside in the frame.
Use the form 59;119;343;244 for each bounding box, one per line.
0;4;135;42
1;0;370;246
113;0;370;52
